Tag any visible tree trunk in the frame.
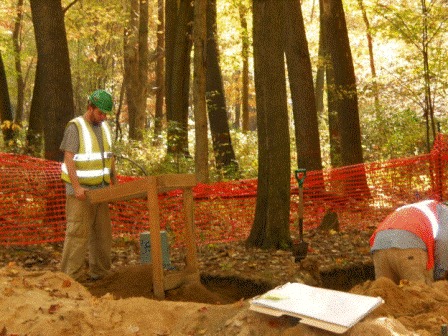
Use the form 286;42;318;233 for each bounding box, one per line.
238;2;250;133
322;0;370;198
326;59;342;168
26;61;44;156
123;0;137;129
165;0;193;156
315;26;325;116
247;0;291;250
317;0;342;168
30;0;74;162
421;0;436;151
322;0;363;167
206;0;238;172
0;51;15;143
114;77;126;142
165;0;176;131
193;0;209;183
153;0;165;144
136;0;149;136
357;0;379;109
13;0;25;124
233;100;241;129
284;0;323;174
126;0;141;140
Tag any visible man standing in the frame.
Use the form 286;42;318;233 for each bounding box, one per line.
370;200;448;285
60;89;118;282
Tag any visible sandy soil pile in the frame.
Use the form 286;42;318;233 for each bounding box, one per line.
1;263;447;335
0;264;297;336
350;277;448;335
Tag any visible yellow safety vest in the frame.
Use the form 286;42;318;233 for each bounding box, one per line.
61;116;113;186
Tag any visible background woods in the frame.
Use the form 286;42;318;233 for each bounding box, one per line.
0;0;446;165
0;0;448;247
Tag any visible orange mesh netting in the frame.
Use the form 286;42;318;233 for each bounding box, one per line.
1;133;448;246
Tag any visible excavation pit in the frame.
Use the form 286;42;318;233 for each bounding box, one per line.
320;262;375;291
84;262;376;304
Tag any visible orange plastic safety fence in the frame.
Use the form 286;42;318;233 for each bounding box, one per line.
0;154;66;245
1;133;448;246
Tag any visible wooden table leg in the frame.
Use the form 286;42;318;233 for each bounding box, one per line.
183;187;198;274
147;177;165;299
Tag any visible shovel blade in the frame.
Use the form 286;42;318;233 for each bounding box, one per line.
293;241;309;262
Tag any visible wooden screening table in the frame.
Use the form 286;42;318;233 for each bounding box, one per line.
86;174;198;299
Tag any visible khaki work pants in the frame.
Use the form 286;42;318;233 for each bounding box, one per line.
372;248;433;285
61;195;112;281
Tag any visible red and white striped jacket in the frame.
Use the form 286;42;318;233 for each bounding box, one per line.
370;200;440;270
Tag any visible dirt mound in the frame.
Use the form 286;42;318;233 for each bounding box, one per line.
2;263;448;335
0;264;296;335
350;277;448;335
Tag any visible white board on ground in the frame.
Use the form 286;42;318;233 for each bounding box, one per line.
249;282;384;334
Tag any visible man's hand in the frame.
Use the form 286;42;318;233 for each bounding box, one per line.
64;151;86;200
73;185;87;200
110;156;118;185
441;270;448;280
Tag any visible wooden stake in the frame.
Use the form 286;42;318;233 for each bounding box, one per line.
147;177;164;299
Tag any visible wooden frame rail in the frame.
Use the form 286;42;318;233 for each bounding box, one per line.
86;174;197;299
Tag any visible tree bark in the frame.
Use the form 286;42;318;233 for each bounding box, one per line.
322;0;370;198
315;24;325;116
0;51;15;143
137;0;149;134
13;0;25;125
357;0;379;109
238;1;250;133
153;0;165;143
284;0;323;174
421;0;436;151
127;0;148;141
165;0;176;129
327;65;342;168
165;0;193;156
193;0;209;183
247;0;291;250
29;0;74;162
322;0;363;167
317;0;342;168
124;0;138;137
26;61;44;156
206;0;238;172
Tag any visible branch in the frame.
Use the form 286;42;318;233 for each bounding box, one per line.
427;17;448;45
377;4;422;52
63;0;80;14
114;155;148;176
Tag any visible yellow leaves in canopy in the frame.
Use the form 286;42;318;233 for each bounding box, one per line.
1;120;21;132
1;120;11;130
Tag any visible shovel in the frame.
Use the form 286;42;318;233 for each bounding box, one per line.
293;169;308;262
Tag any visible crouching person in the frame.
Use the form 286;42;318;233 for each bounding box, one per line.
370;200;448;285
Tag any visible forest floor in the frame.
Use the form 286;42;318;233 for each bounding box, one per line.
1;227;448;335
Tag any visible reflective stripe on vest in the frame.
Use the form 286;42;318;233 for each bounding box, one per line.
61;116;112;185
397;200;439;238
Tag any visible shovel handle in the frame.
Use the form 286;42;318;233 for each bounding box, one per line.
295;169;306;188
295;169;306;237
